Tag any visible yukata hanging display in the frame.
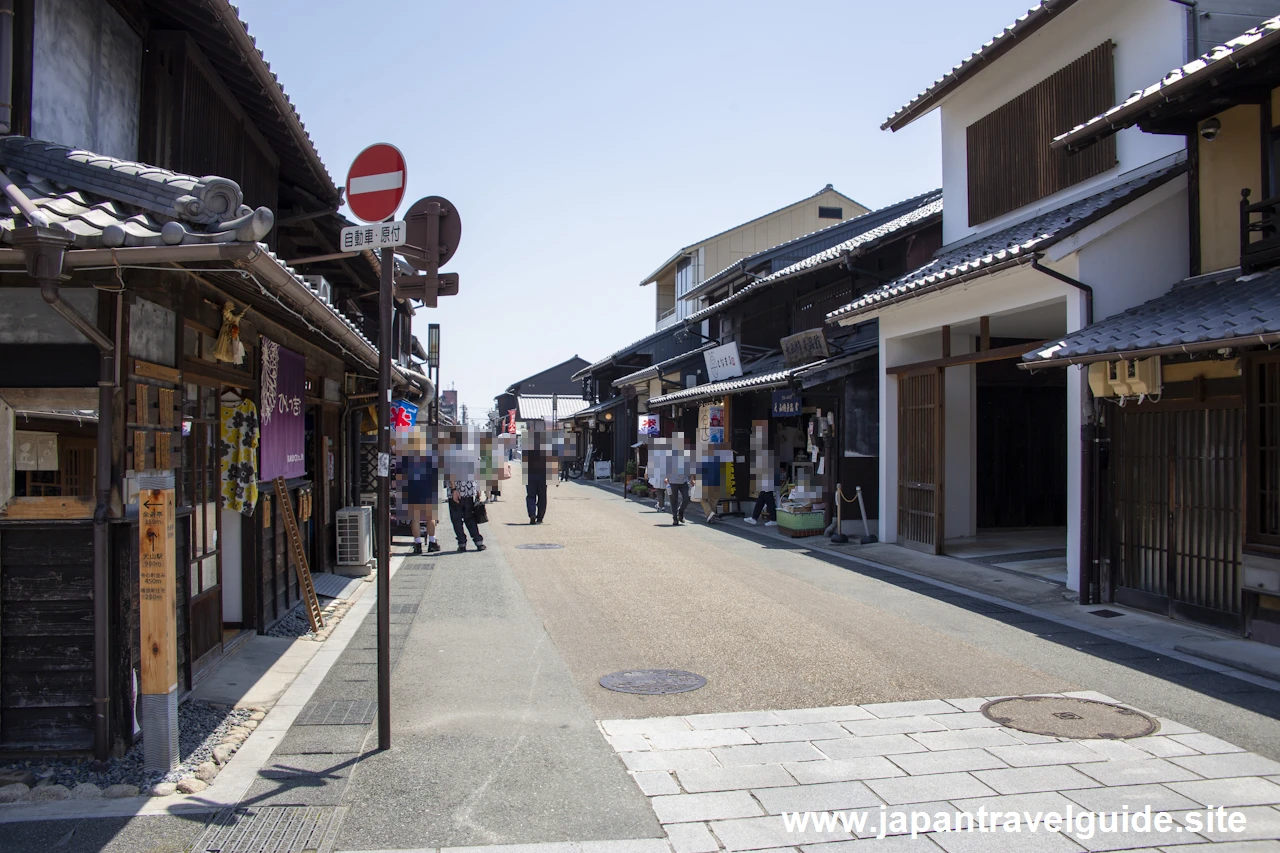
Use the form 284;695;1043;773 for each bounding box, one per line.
220;398;260;514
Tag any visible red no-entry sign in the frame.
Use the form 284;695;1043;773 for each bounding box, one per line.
345;143;407;223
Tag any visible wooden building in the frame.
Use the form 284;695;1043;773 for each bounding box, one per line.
1026;15;1280;641
0;1;429;757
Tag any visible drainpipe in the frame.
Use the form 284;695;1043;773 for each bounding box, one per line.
1029;260;1096;604
12;223;115;762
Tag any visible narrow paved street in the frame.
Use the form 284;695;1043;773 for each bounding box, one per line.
13;480;1280;852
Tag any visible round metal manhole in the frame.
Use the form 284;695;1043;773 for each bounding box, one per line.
982;696;1159;739
600;669;707;695
515;543;564;550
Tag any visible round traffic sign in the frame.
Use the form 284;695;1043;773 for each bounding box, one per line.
401;196;462;272
345;143;407;223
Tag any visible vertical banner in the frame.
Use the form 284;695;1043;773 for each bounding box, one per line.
259;337;305;480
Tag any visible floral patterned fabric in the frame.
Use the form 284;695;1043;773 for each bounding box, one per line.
221;399;260;514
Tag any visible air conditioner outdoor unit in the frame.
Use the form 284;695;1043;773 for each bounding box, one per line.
336;506;373;566
302;275;333;304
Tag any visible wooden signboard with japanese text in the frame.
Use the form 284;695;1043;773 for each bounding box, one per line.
139;488;177;693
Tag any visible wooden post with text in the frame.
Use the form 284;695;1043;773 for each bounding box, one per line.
138;474;179;772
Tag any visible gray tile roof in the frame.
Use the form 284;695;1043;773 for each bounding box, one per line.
560;395;626;421
1024;268;1280;365
686;194;943;325
0;137;274;248
690;188;944;301
612;343;717;387
516;395;591;420
883;1;1079;132
827;158;1185;323
1053;15;1280;151
648;352;794;407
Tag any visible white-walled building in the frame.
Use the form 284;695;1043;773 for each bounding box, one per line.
828;0;1280;595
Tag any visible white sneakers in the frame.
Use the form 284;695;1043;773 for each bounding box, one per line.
706;512;717;523
744;517;758;525
765;520;778;526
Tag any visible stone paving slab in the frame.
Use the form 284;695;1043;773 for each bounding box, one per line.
600;696;1280;852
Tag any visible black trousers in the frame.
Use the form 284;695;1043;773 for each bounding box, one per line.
448;496;483;546
526;482;547;521
752;490;777;520
668;482;690;522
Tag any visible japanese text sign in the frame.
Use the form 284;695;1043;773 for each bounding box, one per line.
259;337;306;480
781;329;829;367
638;413;660;435
772;389;801;417
704;341;743;382
340;220;407;251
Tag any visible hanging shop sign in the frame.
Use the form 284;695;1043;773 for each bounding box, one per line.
638;413;660;435
259;337;306;481
704;341;743;382
772;389;802;417
391;399;419;431
781;328;829;367
699;404;725;444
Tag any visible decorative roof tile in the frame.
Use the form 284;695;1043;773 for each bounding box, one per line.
1024;269;1280;364
0;137;274;249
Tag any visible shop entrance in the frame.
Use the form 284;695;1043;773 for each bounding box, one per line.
897;369;943;553
976;354;1067;528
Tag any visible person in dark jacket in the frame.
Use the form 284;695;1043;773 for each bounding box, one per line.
525;429;549;524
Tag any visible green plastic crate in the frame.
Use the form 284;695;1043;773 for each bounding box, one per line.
776;508;824;537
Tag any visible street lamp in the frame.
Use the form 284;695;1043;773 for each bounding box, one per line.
427;323;440;425
426;323;440;369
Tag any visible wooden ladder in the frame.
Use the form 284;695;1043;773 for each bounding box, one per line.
274;476;324;633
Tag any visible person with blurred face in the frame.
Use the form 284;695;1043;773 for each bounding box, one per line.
443;426;485;552
396;426;439;554
525;429;549;524
664;432;691;525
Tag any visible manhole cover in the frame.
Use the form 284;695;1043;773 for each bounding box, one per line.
981;696;1158;739
600;669;707;695
193;806;347;853
294;700;376;726
516;543;564;550
1090;609;1124;618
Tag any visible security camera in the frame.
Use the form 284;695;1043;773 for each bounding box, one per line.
1199;117;1221;141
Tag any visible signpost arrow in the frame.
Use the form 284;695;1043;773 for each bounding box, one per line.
345;143;408;224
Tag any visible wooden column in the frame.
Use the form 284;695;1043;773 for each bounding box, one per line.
138;476;179;771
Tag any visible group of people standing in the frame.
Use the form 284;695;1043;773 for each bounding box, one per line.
642;421;783;527
394;425;513;554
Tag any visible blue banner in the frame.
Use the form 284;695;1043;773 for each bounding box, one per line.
772;389;801;417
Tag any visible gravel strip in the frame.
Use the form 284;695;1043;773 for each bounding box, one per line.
266;597;353;641
0;700;257;797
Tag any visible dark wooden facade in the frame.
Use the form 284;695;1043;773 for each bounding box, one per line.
967;41;1117;225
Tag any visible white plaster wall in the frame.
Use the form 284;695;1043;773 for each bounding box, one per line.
937;0;1186;244
944;336;976;540
1075;188;1190;321
31;0;141;160
221;509;243;623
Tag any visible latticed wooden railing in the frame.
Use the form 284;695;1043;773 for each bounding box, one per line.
1240;188;1280;272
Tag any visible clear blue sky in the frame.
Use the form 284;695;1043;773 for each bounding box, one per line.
235;0;1034;423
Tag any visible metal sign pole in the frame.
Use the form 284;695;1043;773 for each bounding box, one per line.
377;245;393;750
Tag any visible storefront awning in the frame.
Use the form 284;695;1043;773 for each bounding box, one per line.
647;340;875;408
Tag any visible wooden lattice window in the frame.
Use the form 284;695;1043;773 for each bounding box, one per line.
966;42;1116;226
1251;355;1280;547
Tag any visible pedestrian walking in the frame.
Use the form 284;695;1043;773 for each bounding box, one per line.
647;436;668;511
395;426;440;554
697;440;724;523
442;426;485;552
664;432;691;525
744;420;780;527
524;428;549;524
